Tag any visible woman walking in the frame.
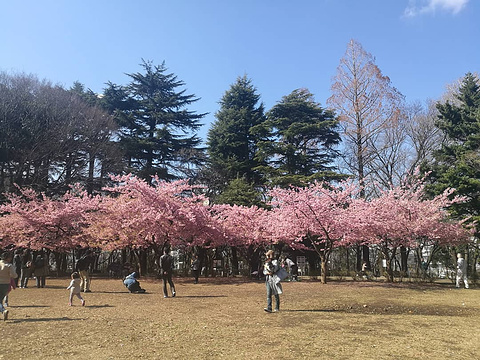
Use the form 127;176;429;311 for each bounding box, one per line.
263;250;283;313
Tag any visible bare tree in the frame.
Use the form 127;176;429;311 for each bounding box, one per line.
0;71;120;197
328;39;405;196
327;39;405;269
404;100;443;173
368;111;410;189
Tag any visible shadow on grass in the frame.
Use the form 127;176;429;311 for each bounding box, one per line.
8;305;50;308
283;309;337;313
338;304;476;317
10;317;80;323
30;285;68;290
177;295;228;298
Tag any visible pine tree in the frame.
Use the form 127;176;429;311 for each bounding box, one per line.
102;60;205;182
428;73;480;232
205;75;266;197
216;177;264;207
255;88;343;187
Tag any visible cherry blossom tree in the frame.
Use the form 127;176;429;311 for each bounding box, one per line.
354;181;471;282
211;203;271;274
267;181;361;283
0;185;101;251
81;174;226;274
87;175;224;250
1;173;471;281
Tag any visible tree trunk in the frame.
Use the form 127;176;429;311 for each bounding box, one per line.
246;245;260;278
362;245;370;270
346;247;350;272
231;246;239;276
139;249;147;276
356;245;362;271
320;254;327;284
384;247;397;282
87;152;95;194
400;246;408;274
472;252;478;279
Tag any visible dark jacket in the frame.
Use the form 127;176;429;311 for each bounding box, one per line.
76;254;94;272
160;254;174;274
13;253;23;273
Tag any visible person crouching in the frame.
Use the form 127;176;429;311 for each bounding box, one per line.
123;272;146;293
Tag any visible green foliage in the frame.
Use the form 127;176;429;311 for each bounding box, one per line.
255;88;344;187
69;81;101;107
215;177;265;207
102;60;206;182
427;73;480;233
205;75;267;193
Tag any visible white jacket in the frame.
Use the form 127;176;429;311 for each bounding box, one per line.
0;260;18;285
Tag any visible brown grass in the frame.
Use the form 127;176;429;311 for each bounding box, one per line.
2;277;479;360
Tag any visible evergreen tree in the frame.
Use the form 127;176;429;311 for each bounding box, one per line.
255;88;343;187
205;75;267;197
102;60;206;182
428;73;480;233
216;177;264;207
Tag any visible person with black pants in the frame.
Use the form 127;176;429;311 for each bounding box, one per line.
191;254;200;284
160;248;176;298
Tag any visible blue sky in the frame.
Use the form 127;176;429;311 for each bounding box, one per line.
1;0;478;141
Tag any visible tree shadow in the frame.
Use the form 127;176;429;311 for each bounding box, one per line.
282;309;338;313
177;295;228;298
10;317;80;323
30;285;67;289
8;305;50;308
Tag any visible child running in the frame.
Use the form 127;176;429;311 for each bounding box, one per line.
66;272;85;306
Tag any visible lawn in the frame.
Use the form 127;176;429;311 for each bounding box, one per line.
1;277;479;359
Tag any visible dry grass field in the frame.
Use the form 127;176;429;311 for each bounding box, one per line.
1;277;479;360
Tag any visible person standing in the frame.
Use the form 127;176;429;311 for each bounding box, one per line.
285;256;298;281
263;250;282;313
75;250;94;292
191;254;200;284
20;249;33;288
160;247;176;298
12;249;23;288
456;253;469;289
66;272;85;306
34;251;48;288
0;252;18;321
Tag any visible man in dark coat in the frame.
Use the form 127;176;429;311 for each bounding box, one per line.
159;248;176;298
75;250;95;292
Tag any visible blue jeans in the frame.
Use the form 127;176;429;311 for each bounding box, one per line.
0;284;9;313
266;281;280;311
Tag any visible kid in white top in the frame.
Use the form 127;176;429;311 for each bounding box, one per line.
67;272;85;306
